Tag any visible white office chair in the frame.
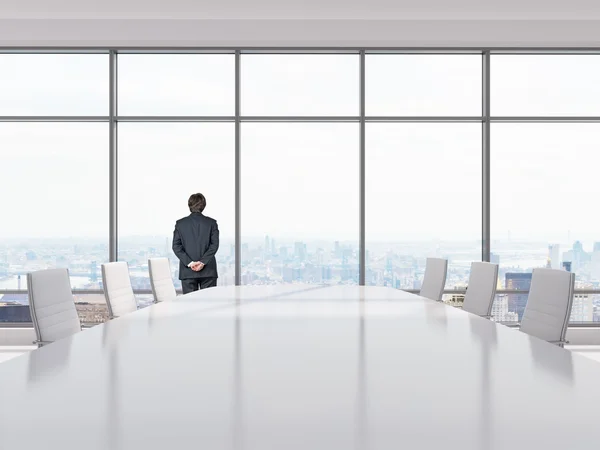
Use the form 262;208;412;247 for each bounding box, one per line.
519;268;575;347
27;268;81;347
148;258;177;303
101;261;138;319
419;258;448;301
462;262;499;318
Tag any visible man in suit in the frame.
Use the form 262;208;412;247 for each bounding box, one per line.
172;193;220;294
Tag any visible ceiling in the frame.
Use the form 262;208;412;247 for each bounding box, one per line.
3;0;600;20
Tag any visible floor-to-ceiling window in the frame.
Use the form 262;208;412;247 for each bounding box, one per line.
365;54;482;291
240;54;360;284
491;55;600;323
0;53;110;323
2;50;600;324
117;54;235;300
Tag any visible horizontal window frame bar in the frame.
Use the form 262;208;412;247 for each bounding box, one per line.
0;116;110;122
490;50;600;55
239;49;361;55
240;116;360;123
116;116;235;122
0;322;34;328
400;289;600;295
365;50;484;55
0;289;599;328
5;116;600;123
0;49;110;54
0;288;590;296
0;289;158;295
366;116;483;123
0;116;482;123
492;117;600;123
4;47;600;53
114;49;237;55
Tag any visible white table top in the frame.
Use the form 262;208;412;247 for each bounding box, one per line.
0;284;597;449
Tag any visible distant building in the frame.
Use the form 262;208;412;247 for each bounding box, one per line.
548;244;560;270
570;294;593;322
413;276;422;291
445;293;465;307
334;241;341;258
591;244;600;280
0;295;32;322
563;261;572;272
490;253;500;265
279;246;289;260
563;241;590;273
505;272;532;321
492;294;519;322
264;235;271;259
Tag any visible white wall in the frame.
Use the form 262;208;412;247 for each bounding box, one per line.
1;18;600;48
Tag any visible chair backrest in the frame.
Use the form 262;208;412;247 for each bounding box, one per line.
148;258;177;302
520;268;575;343
27;268;81;344
420;258;448;301
462;262;499;317
101;262;137;319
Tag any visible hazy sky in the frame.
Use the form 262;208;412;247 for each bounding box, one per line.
2;53;600;245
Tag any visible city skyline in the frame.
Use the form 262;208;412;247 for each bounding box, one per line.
3;234;600;323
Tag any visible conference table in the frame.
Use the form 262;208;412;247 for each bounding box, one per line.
0;284;598;449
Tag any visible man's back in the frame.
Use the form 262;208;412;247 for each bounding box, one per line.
172;212;219;280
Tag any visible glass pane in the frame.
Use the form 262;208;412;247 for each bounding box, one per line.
492;55;600;116
0;295;30;322
0;123;109;300
73;292;110;324
118;54;235;116
241;55;359;116
0;293;112;324
0;54;108;116
118;123;235;289
491;123;600;322
366;55;482;116
492;293;595;324
366;123;481;289
241;123;359;284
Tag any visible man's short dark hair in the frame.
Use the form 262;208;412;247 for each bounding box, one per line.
188;193;206;213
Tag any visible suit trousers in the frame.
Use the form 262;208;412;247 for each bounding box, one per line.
181;278;218;295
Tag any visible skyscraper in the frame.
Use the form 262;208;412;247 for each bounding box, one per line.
279;246;289;260
568;240;590;272
334;241;341;258
264;235;271;258
570;294;593;322
491;294;519;322
548;244;560;270
294;242;307;261
591;243;600;280
505;272;532;321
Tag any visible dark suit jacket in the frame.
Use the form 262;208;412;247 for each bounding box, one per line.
172;212;219;279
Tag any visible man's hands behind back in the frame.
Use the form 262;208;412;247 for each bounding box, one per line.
190;262;205;272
